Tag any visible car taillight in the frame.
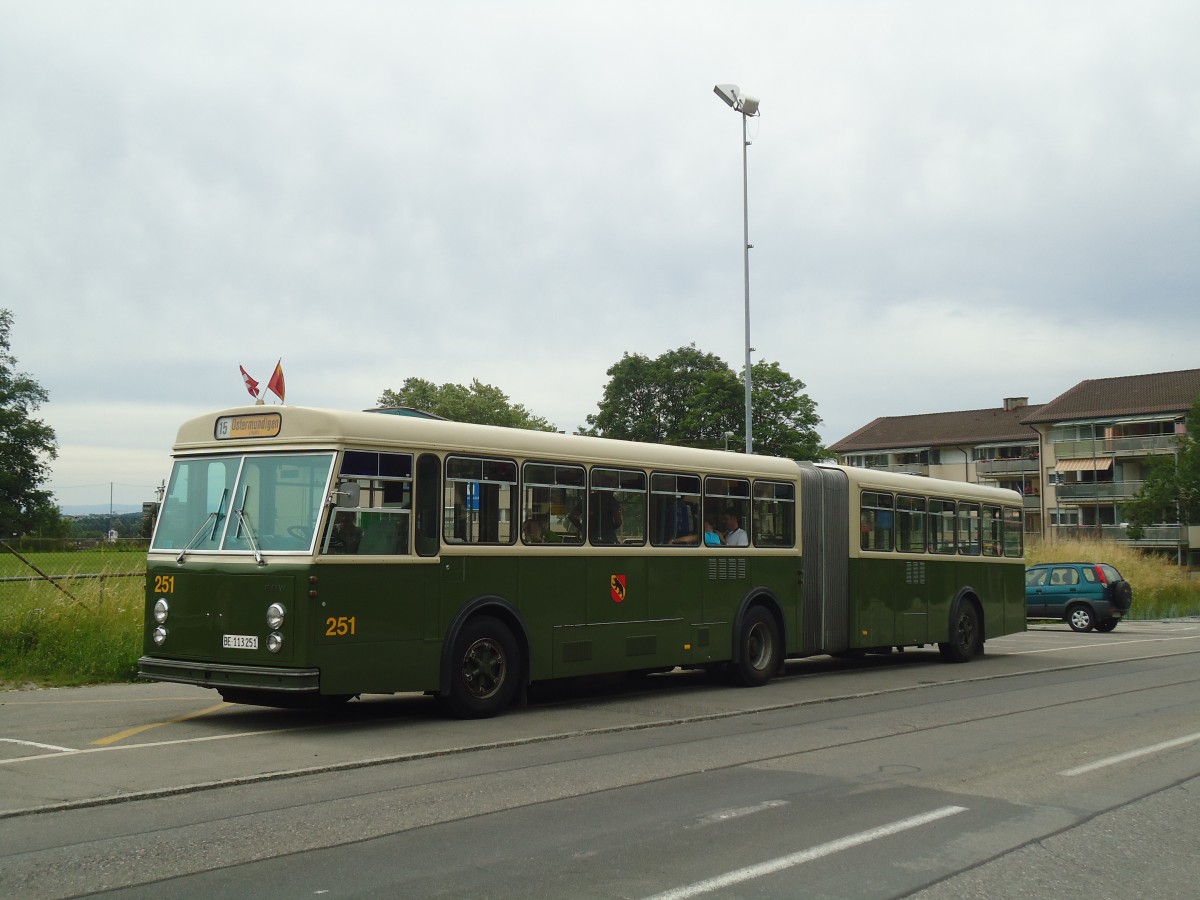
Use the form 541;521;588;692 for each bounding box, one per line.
1095;565;1108;585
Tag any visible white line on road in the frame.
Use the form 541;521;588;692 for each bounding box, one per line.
0;737;74;752
1059;731;1200;776
1011;634;1200;654
643;805;968;900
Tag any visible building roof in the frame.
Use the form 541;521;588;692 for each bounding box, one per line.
829;404;1043;453
1020;368;1200;424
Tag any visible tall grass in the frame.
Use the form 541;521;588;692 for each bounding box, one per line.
1025;536;1200;620
0;550;143;687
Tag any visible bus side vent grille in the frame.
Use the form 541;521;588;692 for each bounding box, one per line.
708;558;747;580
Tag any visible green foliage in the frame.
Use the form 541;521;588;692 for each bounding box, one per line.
0;309;60;538
0;550;143;686
378;377;557;431
1124;397;1200;537
582;344;823;459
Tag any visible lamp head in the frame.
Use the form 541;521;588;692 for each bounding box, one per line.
713;84;760;116
713;84;740;108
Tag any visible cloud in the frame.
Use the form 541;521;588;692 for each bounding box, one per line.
2;1;1197;506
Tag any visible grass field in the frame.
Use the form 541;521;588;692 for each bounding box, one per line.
1;548;144;688
3;541;1198;689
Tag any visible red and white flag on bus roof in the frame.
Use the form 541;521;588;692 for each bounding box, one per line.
239;365;260;399
267;359;286;403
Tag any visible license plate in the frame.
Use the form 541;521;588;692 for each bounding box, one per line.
222;634;259;650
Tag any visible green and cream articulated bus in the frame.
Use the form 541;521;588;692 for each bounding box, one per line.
139;406;1026;717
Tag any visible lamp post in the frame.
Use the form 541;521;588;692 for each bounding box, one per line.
713;83;759;455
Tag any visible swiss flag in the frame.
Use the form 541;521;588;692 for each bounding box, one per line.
239;365;260;399
267;359;286;403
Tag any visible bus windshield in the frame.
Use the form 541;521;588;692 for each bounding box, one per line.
152;453;335;555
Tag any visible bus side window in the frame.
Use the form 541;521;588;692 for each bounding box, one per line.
590;468;646;546
860;491;894;551
928;498;956;553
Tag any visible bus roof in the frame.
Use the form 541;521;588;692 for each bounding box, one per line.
173;405;1021;505
175;405;806;479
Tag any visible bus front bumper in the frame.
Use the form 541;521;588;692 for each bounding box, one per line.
137;656;321;693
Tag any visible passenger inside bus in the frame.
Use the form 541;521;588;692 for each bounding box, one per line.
703;518;722;546
590;495;623;545
722;512;748;546
328;512;363;554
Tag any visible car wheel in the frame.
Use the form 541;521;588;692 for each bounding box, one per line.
1095;618;1119;633
1067;605;1095;632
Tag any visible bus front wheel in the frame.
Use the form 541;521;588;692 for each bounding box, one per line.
443;616;520;718
730;606;781;687
938;599;983;663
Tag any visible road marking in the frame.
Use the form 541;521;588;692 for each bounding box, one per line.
0;738;74;753
691;800;788;828
90;702;231;746
643;805;968;900
1012;634;1200;654
1059;731;1200;776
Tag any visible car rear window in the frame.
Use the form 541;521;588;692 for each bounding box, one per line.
1082;567;1098;583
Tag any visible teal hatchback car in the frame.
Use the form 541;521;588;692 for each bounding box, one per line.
1025;562;1133;632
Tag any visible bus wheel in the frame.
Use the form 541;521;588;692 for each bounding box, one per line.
938;599;982;663
443;616;520;718
730;606;781;687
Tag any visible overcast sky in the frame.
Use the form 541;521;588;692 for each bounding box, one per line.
4;0;1198;511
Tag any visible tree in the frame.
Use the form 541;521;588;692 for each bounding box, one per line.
378;378;557;431
0;309;60;537
582;344;823;460
1124;397;1200;538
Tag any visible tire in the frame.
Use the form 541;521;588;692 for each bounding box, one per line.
1110;580;1133;612
938;599;983;663
442;616;520;718
1095;618;1119;633
1067;605;1095;632
729;605;781;687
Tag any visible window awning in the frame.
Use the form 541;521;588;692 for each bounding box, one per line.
1056;458;1113;472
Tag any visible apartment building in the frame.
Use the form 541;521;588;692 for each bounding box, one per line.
829;368;1200;557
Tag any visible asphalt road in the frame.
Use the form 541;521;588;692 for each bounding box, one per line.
2;620;1199;898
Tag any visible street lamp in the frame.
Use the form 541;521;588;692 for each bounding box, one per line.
713;83;759;454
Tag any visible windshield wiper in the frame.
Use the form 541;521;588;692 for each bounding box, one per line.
175;490;227;564
233;485;265;566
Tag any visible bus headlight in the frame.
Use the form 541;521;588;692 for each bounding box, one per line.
267;632;284;653
266;603;286;630
152;626;168;646
153;598;170;624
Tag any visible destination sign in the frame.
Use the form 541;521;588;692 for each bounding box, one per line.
215;413;282;440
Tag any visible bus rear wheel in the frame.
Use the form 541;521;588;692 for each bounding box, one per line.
938;600;983;663
730;606;781;687
443;616;520;719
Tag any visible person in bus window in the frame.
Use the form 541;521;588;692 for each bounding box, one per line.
703;518;722;546
591;495;623;544
722;511;748;547
329;512;362;554
523;517;547;543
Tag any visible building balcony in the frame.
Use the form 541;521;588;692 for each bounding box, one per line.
1055;481;1144;502
1053;435;1180;459
975;458;1040;476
